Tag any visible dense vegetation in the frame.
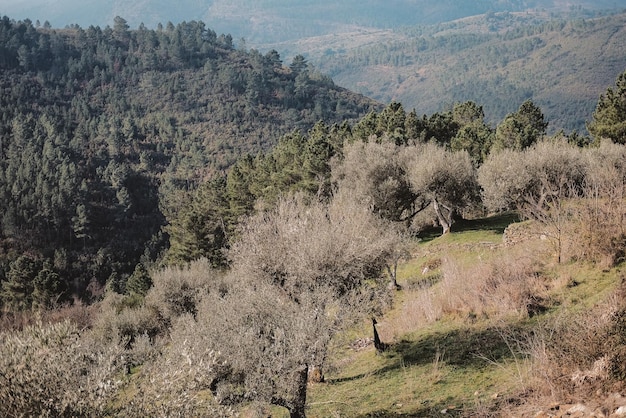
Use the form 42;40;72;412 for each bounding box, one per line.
3;0;617;41
0;16;378;307
3;11;626;417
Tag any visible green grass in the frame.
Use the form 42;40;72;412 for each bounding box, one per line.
307;319;528;417
305;212;623;417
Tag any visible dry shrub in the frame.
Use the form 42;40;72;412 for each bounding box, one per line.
390;284;443;338
94;293;163;342
0;320;124;417
144;258;221;324
440;253;545;319
0;299;96;333
0;309;39;332
90;293;165;372
569;162;626;267
519;282;626;408
119;314;234;418
390;250;547;339
44;299;97;329
515;141;626;267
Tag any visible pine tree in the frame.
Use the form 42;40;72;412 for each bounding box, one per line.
125;263;153;297
1;255;39;310
588;70;626;144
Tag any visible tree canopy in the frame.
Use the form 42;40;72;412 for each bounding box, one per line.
588;69;626;144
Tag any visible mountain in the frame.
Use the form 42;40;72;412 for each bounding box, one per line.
0;0;622;40
2;1;624;134
310;11;626;133
0;18;377;301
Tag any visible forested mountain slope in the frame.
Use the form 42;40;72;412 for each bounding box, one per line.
313;11;626;133
0;16;378;304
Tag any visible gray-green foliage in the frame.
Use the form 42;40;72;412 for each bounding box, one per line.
0;321;124;417
210;193;400;415
333;140;480;234
406;143;480;234
479;139;585;213
332;141;419;222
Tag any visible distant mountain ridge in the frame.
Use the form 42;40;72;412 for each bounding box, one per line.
311;11;626;134
1;1;624;133
0;0;622;40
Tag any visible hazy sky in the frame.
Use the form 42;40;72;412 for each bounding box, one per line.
2;0;625;40
0;0;116;27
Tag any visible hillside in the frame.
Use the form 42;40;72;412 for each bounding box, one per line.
0;17;378;301
1;45;626;414
2;4;625;136
306;216;626;416
312;11;626;133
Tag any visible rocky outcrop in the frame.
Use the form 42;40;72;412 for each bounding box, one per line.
533;393;626;417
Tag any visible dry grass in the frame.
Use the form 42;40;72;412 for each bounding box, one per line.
382;243;555;342
0;299;97;332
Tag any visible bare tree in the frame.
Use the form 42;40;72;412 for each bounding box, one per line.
575;141;626;265
479;140;587;263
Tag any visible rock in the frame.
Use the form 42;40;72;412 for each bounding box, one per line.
592;407;607;418
566;403;591;417
613;405;626;416
502;220;542;246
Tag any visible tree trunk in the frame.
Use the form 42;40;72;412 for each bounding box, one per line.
432;198;452;235
271;365;309;417
289;365;309;418
386;264;400;290
372;318;388;353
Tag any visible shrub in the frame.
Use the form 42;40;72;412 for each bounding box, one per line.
115;315;235;417
0;320;124;417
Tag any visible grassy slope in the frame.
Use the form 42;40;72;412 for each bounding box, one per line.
302;214;621;417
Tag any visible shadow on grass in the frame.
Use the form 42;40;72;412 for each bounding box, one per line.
390;325;522;368
417;212;520;243
327;323;528;416
328;322;527;384
352;402;466;417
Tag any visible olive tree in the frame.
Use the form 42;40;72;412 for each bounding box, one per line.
173;193;402;417
0;321;124;417
331;141;425;223
479;140;586;262
575;141;626;265
479;140;586;214
406;143;480;234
